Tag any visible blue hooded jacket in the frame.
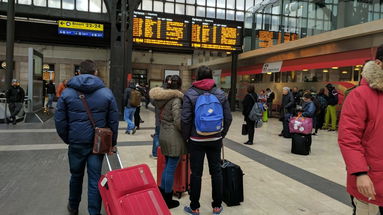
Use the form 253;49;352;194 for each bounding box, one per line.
55;74;119;146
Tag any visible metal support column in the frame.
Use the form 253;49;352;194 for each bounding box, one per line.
230;52;238;111
5;0;15;86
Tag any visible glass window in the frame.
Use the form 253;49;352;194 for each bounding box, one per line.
176;3;185;14
197;6;205;17
226;10;235;20
308;3;315;18
90;0;102;12
143;0;153;11
186;0;195;4
353;68;361;82
226;0;234;8
33;0;47;6
339;67;352;81
166;0;175;2
176;0;184;2
236;11;244;21
236;0;244;10
245;0;253;11
197;0;205;6
275;72;281;83
186;5;195;16
154;1;163;12
63;0;75;10
102;1;108;13
76;0;88;11
165;2;174;13
272;5;280;14
217;0;225;8
207;0;215;7
217;8;225;19
19;0;32;5
207;7;215;18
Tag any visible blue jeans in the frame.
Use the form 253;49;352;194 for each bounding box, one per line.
152;126;160;157
124;107;136;131
68;145;104;215
47;94;54;108
160;156;180;193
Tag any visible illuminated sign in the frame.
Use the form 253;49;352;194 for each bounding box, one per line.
191;18;242;51
256;30;298;48
133;12;190;48
58;20;104;38
133;12;243;51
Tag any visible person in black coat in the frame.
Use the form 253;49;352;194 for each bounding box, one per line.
266;88;275;117
46;80;56;109
6;79;25;124
242;85;258;145
279;87;295;138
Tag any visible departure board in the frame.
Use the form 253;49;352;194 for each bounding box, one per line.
132;11;243;51
133;12;190;47
191;18;242;51
256;30;299;48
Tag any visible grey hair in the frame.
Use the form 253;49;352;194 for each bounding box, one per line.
283;87;290;91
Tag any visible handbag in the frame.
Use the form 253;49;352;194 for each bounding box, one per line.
289;113;313;135
241;124;248;135
78;92;113;155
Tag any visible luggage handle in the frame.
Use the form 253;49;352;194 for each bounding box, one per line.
105;150;124;171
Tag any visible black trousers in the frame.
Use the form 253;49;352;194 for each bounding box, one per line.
189;140;223;210
8;103;22;118
315;109;326;133
246;119;255;143
134;106;141;128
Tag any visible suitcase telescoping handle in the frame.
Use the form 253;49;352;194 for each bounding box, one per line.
105;151;124;171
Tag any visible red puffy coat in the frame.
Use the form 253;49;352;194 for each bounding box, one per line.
338;61;383;205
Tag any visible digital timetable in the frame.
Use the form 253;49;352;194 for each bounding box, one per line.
132;11;243;51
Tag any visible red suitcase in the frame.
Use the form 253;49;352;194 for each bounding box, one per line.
99;152;171;215
156;147;191;199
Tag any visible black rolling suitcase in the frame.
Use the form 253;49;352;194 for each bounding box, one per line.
221;146;244;206
291;134;311;155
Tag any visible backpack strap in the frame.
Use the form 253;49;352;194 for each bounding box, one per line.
77;91;96;129
249;94;257;103
192;86;217;95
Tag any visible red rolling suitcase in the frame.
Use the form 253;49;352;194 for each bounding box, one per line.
99;152;171;215
156;147;191;199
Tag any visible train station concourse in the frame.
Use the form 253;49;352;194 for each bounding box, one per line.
1;0;383;214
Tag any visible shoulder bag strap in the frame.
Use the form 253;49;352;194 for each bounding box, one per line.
249;94;256;103
77;91;96;129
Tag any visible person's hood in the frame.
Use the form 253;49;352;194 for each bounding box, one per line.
149;87;183;108
361;61;383;91
67;74;105;94
192;79;216;91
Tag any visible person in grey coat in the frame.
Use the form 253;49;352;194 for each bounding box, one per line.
150;75;187;209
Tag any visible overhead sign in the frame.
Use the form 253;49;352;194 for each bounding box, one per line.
58;20;104;38
262;61;283;73
257;30;298;48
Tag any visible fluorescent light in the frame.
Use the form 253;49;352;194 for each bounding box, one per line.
302;69;308;72
332;67;338;69
342;71;348;74
323;69;329;73
354;67;361;71
356;64;363;67
267;72;272;75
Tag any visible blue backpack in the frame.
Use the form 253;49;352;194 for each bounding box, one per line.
193;88;224;136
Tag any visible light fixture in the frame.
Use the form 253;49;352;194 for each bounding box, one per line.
267;72;272;75
323;69;329;73
43;64;50;70
354;67;361;71
1;61;6;69
332;67;338;69
356;64;363;67
302;69;308;72
342;71;348;74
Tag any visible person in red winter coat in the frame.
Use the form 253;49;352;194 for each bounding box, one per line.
338;52;383;214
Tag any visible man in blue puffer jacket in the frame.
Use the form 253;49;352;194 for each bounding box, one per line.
55;60;119;215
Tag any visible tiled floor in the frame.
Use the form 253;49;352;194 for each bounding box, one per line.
0;107;353;215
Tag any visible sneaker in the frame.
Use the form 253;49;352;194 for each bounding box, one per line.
132;127;137;135
67;203;78;215
125;130;131;135
149;154;157;159
213;207;224;215
184;206;200;215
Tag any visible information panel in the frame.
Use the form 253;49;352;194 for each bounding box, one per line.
256;30;298;48
58;20;104;38
133;12;190;47
191;18;242;51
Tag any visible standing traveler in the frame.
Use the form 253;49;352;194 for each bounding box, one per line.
323;83;339;131
314;88;328;134
299;93;316;146
55;60;119;215
258;90;268;122
338;57;383;214
6;79;25;125
56;79;68;98
149;75;172;159
242;85;258;145
292;87;302;106
124;82;140;134
150;75;187;209
266;88;275;117
182;66;232;215
135;84;145;129
279;87;295;138
46;80;56;109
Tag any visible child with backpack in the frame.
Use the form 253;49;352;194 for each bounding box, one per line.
181;66;232;215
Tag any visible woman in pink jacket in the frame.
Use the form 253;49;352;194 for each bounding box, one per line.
338;52;383;214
